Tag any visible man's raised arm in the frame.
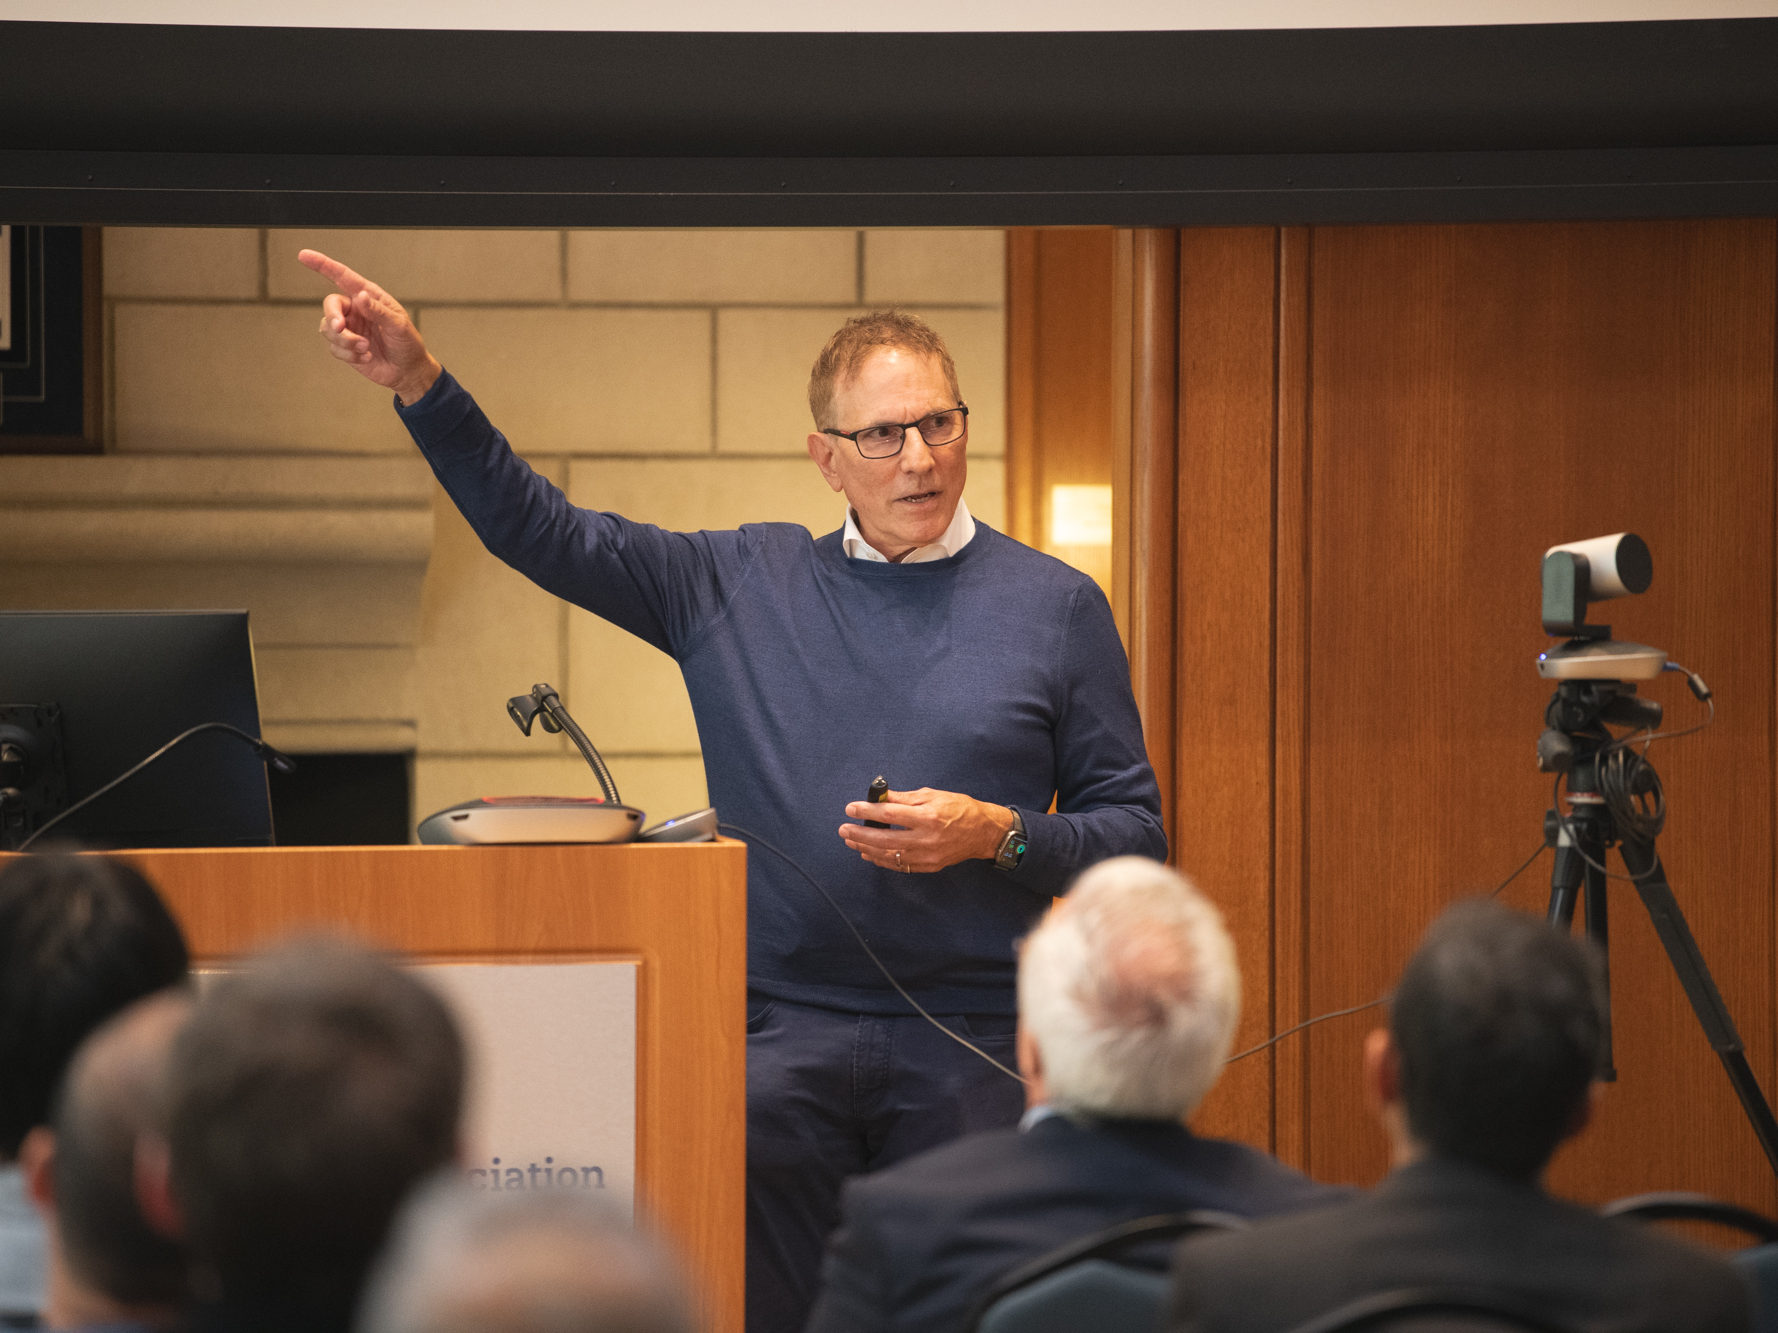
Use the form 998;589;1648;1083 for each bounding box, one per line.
298;249;442;406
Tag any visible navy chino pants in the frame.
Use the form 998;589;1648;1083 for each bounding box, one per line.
744;994;1027;1333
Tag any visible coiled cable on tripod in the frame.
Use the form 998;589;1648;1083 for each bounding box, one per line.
1598;744;1664;850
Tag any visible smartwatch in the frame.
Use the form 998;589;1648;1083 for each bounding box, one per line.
993;808;1028;872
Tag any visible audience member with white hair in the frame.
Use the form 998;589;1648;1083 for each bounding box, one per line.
802;856;1346;1333
358;1178;693;1333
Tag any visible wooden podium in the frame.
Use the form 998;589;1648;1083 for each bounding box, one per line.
19;840;749;1333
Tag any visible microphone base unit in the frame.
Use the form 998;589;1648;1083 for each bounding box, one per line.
638;806;718;843
417;796;644;846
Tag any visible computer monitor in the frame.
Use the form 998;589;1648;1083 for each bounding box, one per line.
0;610;275;850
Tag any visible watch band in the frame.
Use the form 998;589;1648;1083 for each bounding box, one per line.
994;808;1028;872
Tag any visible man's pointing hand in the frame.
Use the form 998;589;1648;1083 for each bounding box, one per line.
298;249;442;406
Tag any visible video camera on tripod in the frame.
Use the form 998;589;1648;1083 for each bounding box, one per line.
1533;533;1778;1175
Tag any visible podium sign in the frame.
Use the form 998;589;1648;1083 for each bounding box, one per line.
422;960;638;1215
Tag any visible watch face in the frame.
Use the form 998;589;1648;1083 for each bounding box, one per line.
997;829;1027;869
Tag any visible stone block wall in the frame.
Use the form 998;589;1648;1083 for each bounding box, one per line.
1;227;1006;834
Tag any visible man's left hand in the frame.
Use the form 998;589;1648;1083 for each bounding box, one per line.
839;789;1016;874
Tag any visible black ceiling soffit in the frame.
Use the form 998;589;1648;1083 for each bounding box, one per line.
2;18;1776;227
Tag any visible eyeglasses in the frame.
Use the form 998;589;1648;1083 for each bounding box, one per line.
824;404;969;459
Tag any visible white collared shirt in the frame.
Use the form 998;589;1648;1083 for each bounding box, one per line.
842;497;976;564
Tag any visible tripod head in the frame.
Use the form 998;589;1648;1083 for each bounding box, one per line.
1537;678;1662;777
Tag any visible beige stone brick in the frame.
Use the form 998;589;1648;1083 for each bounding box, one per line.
0;507;430;565
715;307;1004;456
420;308;711;455
565;614;698;753
412;755;707;833
113;304;415;453
0;562;428;647
264;721;417;754
266;229;562;303
968;457;1008;532
256;645;416;722
416;475;568;755
0;454;431;506
567;230;857;304
863;230;1005;306
104;227;262;300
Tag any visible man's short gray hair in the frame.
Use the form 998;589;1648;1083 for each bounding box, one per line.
359;1176;693;1333
1018;857;1239;1121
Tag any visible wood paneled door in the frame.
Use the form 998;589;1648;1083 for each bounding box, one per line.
1083;219;1778;1212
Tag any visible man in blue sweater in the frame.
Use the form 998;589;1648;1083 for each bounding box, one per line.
300;248;1168;1332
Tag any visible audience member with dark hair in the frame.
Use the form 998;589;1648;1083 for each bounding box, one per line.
0;855;190;1326
359;1179;692;1333
1169;899;1750;1333
804;857;1345;1333
150;937;465;1333
18;990;193;1332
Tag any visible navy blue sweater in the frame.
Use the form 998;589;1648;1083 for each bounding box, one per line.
398;372;1166;1013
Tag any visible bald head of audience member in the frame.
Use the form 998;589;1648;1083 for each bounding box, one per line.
360;1183;692;1333
1017;856;1240;1122
1369;898;1607;1179
164;938;464;1331
20;990;193;1330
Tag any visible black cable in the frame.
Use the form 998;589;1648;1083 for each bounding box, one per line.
719;823;1554;1077
1488;840;1551;901
717;821;1027;1084
1225;997;1391;1064
1223;839;1548;1065
17;723;296;853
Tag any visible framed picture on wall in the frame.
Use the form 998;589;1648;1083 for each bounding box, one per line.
1;225;102;454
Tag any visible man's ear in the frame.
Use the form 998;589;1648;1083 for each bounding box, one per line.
18;1126;56;1214
806;432;846;494
1361;1027;1399;1118
133;1132;184;1240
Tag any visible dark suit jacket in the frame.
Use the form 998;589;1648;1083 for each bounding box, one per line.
1170;1155;1751;1333
803;1111;1347;1333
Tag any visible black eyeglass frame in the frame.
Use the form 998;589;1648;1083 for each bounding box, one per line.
822;403;970;459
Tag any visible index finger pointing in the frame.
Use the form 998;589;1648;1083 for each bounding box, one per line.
297;248;369;297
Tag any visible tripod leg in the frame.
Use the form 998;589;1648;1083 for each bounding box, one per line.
1617;839;1778;1176
1581;860;1616;1082
1546;812;1584;928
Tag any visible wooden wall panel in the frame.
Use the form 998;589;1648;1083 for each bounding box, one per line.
1127;230;1181;847
1172;227;1283;1153
1003;227;1119;559
1299;220;1778;1209
1108;216;1778;1211
1004;228;1120;604
1271;227;1314;1173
